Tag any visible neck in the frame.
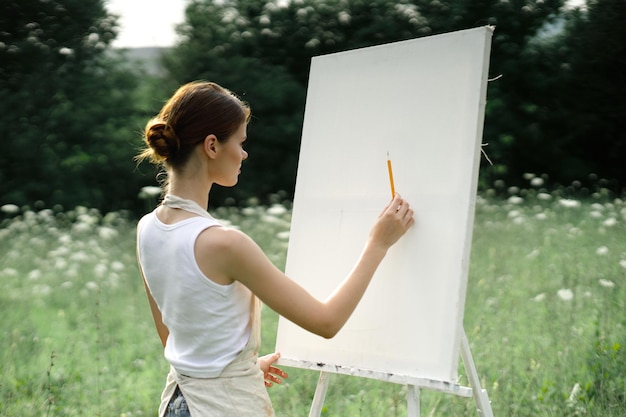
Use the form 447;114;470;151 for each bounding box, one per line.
167;177;212;210
165;148;215;210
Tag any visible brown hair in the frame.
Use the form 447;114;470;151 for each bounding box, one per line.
137;81;250;169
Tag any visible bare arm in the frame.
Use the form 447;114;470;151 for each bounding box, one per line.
137;252;169;347
199;194;414;339
142;277;169;347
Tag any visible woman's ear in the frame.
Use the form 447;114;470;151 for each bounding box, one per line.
203;134;219;159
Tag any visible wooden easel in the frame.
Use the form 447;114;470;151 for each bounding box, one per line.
287;329;493;417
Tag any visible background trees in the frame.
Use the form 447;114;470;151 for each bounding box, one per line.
162;0;625;204
1;0;624;215
0;0;149;213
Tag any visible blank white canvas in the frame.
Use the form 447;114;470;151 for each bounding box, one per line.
275;27;493;384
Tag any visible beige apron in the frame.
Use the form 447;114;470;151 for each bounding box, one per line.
158;296;274;417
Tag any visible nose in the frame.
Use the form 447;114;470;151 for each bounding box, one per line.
242;149;248;160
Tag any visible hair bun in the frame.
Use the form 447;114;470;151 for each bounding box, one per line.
144;120;180;160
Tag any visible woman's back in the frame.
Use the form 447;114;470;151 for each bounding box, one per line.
137;211;252;378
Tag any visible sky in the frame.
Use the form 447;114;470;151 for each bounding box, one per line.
106;0;186;48
106;0;587;49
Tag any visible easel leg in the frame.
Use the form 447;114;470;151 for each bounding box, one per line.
461;330;494;417
308;371;331;417
407;385;420;417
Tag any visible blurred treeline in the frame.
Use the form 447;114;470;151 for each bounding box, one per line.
1;0;624;216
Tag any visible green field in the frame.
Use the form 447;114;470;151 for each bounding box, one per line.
1;187;624;416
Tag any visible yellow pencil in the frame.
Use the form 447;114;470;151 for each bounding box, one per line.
387;152;395;199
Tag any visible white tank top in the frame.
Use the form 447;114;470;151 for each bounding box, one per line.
137;210;252;378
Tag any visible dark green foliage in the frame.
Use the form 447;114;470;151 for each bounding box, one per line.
482;0;626;191
0;0;149;213
1;0;624;214
162;0;626;204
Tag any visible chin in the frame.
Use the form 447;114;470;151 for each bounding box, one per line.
217;180;238;188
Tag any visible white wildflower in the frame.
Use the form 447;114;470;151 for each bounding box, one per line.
526;249;540;259
567;382;581;405
28;237;45;247
58;47;74;56
338;11;351;24
507;196;524;205
523;173;536;180
305;38;320;48
111;261;125;272
596;246;609;256
98;226;118;240
557;288;574;301
590;211;603;219
530;177;544;187
72;222;92;233
28;269;42;281
33;284;51;296
59;234;72;245
537;192;552;201
262;215;281;224
241;207;256;216
138;186;161;199
54;258;67;270
620;260;626;269
602;218;617;227
70;251;89;263
508;210;521;218
1;204;20;214
512;216;525;224
276;231;290;240
559;199;581;208
532;293;546;302
598;279;615;288
85;281;99;291
94;263;107;277
77;213;98;225
267;204;287;216
568;227;582;236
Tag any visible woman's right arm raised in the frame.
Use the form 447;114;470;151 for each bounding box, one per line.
202;194;414;338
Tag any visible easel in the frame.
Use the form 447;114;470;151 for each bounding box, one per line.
280;330;493;417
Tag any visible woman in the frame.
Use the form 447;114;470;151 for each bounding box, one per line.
136;81;414;417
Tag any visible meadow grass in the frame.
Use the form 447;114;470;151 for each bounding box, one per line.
0;185;624;417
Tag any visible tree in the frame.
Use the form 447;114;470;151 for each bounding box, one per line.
549;0;626;189
454;0;625;191
166;0;626;203
0;0;148;213
162;0;451;203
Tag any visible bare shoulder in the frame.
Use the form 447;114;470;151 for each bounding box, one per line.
196;226;256;254
194;226;261;285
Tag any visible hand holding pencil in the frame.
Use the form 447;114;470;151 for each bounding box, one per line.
367;155;414;250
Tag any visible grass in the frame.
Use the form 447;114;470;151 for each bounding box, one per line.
0;183;624;417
